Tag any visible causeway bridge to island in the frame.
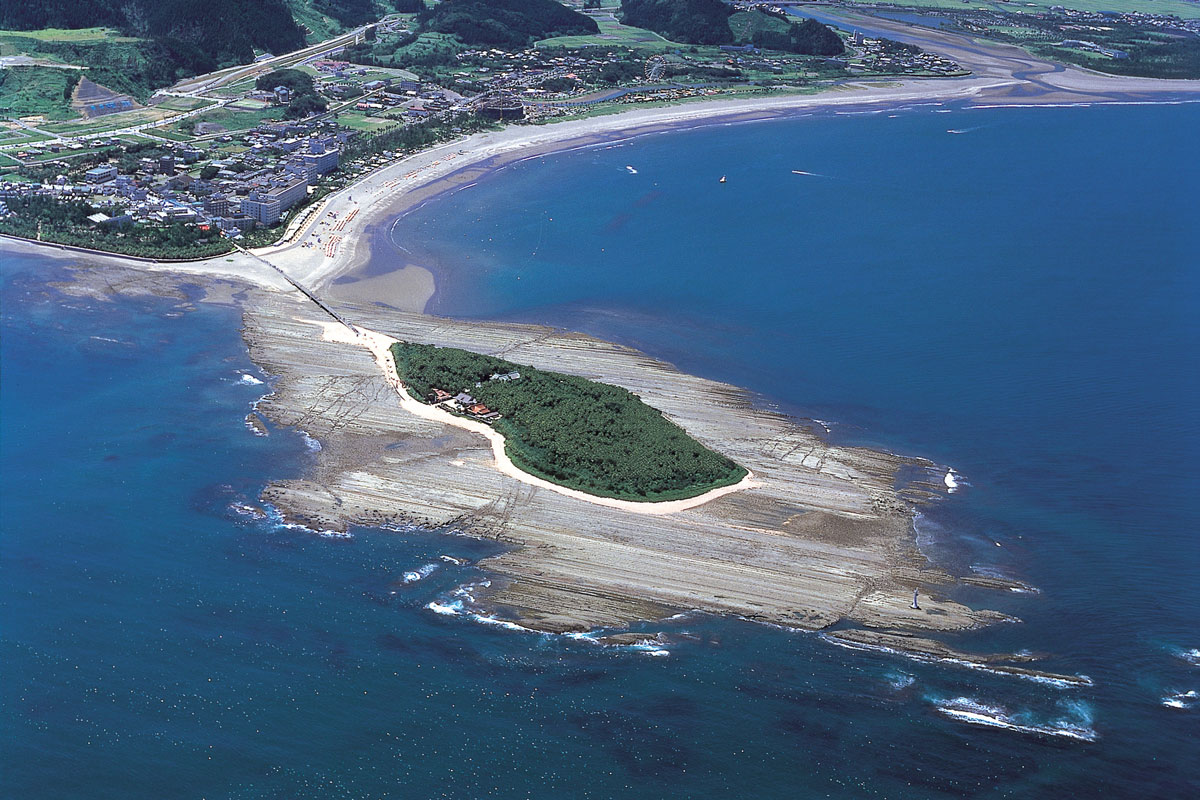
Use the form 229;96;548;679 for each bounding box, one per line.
231;243;353;330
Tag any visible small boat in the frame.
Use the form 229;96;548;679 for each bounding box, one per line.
719;175;726;183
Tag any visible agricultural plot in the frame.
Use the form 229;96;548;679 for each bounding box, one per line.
0;27;138;43
333;111;400;132
538;13;680;50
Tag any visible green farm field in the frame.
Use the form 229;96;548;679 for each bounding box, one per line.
538;13;681;51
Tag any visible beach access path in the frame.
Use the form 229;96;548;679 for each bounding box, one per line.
310;317;759;514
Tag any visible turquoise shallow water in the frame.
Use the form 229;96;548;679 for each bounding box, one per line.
3;101;1199;797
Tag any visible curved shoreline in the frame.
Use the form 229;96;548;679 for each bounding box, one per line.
5;63;1197;297
270;78;1018;300
309;317;761;514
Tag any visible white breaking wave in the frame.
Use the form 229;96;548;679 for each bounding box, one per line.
261;503;351;539
1162;690;1197;710
424;596;541;633
402;563;440;584
238;373;264;386
425;584;670;654
300;431;322;452
244;416;269;437
934;697;1097;741
1172;647;1200;667
426;600;462;616
229;502;266;519
944;468;963;492
566;631;671;657
820;633;1092;688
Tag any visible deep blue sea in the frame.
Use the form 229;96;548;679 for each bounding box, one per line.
4;101;1198;797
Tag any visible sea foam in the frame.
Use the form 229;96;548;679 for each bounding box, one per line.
402;563;440;584
934;696;1097;741
1172;647;1200;667
1162;690;1197;710
944;468;964;492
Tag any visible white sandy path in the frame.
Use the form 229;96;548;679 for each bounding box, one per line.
308;317;760;515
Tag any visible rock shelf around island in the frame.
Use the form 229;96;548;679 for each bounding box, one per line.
241;288;1004;635
308;317;761;515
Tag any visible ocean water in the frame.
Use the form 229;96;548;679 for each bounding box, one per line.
3;101;1198;797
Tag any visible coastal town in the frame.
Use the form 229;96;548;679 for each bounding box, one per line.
0;2;972;257
0;1;1193;256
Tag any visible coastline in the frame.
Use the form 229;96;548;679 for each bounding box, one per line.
240;286;1000;634
3;40;1197;660
258;24;1200;309
6;59;1196;302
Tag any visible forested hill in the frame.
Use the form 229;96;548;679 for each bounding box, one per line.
620;0;734;46
0;0;308;68
419;0;600;49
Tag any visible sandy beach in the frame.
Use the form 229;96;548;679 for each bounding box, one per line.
312;316;760;514
248;23;1199;311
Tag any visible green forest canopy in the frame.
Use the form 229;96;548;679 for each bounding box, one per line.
0;0;307;75
390;342;747;501
619;0;734;46
418;0;599;49
753;18;845;56
255;68;328;118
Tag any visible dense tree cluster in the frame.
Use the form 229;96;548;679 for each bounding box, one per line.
418;0;599;49
0;196;232;258
391;0;426;11
752;18;844;56
314;0;380;27
341;111;494;160
0;1;307;81
390;342;747;500
255;68;328;119
619;0;733;46
1095;36;1200;79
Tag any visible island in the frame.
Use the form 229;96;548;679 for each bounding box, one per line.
3;0;1197;677
390;340;749;501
